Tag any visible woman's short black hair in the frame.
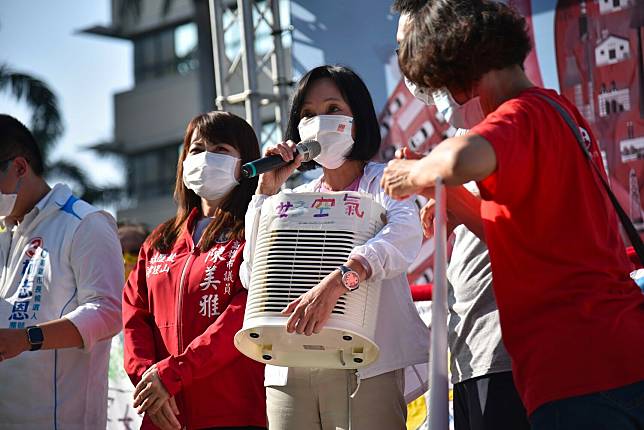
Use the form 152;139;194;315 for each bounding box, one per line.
399;0;531;94
284;65;381;171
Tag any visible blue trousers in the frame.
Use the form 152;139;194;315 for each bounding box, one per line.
530;379;644;430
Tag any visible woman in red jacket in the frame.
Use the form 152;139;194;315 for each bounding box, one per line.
122;111;266;430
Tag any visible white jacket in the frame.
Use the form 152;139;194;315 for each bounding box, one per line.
0;184;123;430
241;162;430;401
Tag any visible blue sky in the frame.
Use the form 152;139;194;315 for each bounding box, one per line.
0;0;132;187
532;0;560;92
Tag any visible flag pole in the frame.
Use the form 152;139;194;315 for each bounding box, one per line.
429;177;449;430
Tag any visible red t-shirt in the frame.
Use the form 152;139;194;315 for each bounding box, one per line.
470;87;644;415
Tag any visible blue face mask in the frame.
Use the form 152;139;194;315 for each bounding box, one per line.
432;88;485;129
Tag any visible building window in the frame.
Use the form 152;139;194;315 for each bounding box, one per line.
609;49;616;59
134;22;199;83
175;22;199;75
128;144;180;199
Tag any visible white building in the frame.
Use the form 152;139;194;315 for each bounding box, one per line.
597;0;630;15
595;34;630;66
387;92;407;115
82;0;204;226
409;121;435;152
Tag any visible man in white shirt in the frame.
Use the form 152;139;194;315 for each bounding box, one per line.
0;115;123;430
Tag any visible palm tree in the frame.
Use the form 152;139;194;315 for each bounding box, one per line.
47;159;124;205
0;64;63;159
0;64;122;204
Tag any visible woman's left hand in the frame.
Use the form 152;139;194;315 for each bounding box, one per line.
147;398;181;430
282;271;347;336
381;158;423;200
133;364;171;415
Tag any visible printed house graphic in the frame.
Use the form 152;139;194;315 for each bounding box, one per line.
598;82;631;116
598;0;630;15
595;34;630;66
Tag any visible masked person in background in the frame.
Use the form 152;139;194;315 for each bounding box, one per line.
120;222;149;279
0;115;123;429
392;3;531;430
383;1;644;428
122;111;266;430
240;65;430;430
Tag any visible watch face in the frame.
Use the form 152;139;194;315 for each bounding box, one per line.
28;327;44;344
343;271;360;289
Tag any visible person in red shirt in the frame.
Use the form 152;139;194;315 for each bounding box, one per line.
382;1;644;428
122;111;266;430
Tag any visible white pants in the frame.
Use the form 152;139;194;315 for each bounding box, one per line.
266;368;406;430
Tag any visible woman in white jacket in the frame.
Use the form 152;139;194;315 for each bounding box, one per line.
241;65;429;430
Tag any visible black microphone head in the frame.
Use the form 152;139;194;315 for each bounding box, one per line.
296;140;321;162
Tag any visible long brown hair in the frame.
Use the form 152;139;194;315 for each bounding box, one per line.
149;111;260;252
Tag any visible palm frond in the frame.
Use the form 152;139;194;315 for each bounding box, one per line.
46;159;125;205
46;159;90;184
0;64;63;159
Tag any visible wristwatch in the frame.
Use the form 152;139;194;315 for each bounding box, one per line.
339;265;360;292
26;326;44;351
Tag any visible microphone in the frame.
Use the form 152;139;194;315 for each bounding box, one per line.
240;140;321;179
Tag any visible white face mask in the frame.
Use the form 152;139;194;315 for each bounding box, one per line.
404;77;433;106
182;152;240;200
298;115;354;170
432;88;485;129
0;162;19;218
0;193;17;218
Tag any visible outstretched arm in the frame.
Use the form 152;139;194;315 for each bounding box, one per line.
381;134;497;199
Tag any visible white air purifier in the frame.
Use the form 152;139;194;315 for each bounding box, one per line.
235;191;386;369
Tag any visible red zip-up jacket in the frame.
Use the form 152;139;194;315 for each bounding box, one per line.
123;210;266;429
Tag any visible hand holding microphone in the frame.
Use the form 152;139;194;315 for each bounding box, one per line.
252;140;321;196
241;140;320;178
